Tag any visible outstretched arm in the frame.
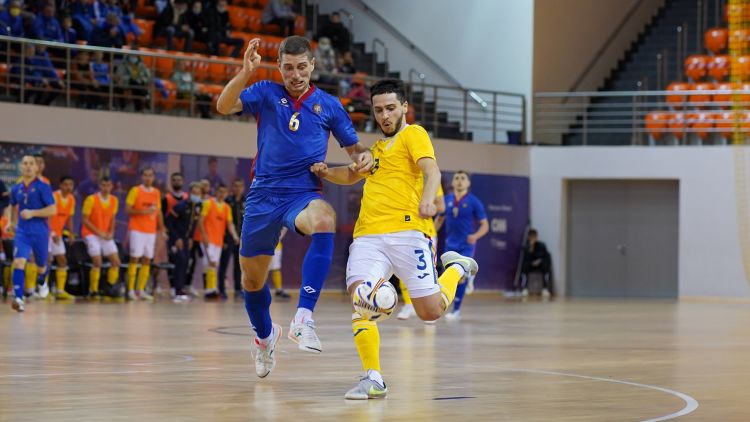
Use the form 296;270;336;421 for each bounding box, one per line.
216;38;261;115
310;162;366;185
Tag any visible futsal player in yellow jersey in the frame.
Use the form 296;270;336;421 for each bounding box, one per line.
311;79;478;399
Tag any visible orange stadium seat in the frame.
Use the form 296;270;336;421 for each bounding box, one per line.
668;112;688;139
733;55;750;81
135;0;157;19
705;28;728;53
714;110;735;136
737;82;750;108
261;36;284;61
707;55;730;81
713;81;734;106
156;79;177;111
689;81;714;106
684;55;708;81
689;112;713;140
135;19;154;46
227;6;250;31
726;3;750;22
138;47;156;68
247;9;263;33
155;49;175;78
188;54;210;82
645;111;671;141
666;82;690;108
729;28;750;51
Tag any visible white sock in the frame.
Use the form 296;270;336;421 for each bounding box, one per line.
367;369;385;387
294;307;313;323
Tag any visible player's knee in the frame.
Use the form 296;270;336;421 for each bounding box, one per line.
415;303;443;322
241;275;264;292
312;213;335;233
110;256;121;267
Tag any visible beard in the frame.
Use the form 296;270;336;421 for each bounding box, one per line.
379;114;404;137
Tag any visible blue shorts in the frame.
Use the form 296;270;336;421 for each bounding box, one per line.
13;227;49;264
445;243;475;258
240;189;322;258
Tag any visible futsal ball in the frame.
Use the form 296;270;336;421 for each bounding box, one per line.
353;280;398;321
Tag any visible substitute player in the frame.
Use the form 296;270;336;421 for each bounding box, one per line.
216;36;372;376
82;177;121;298
49;176;76;300
197;184;239;299
435;171;489;321
310;79;478;399
125;168;165;301
6;155;56;312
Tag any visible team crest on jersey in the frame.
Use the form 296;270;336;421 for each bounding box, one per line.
313;104;322;114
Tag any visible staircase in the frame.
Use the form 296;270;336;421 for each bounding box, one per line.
564;0;703;145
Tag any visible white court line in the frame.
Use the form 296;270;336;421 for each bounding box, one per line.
0;367;219;379
499;368;699;422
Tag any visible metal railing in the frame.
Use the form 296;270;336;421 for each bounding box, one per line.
534;89;750;145
0;35;525;143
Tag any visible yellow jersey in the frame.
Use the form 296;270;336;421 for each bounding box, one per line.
354;124;437;239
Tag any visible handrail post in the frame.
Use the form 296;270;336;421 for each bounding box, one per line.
189;59;195;118
20;40;25;104
521;95;526;145
65;47;71;107
492;92;498;143
582;97;588;145
108;50;114;111
462;90;468;141
150;54;156;112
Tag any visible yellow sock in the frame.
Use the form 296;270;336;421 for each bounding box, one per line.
25;264;37;291
127;262;138;292
136;264;150;291
3;266;10;289
107;266;119;285
205;268;217;290
89;268;101;293
438;266;464;311
352;314;381;372
56;268;67;292
271;270;282;290
398;279;412;305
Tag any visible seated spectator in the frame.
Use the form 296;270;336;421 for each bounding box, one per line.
155;0;193;52
32;1;63;42
70;49;93;107
0;0;27;37
317;11;351;63
337;55;355;95
60;13;78;44
187;1;207;46
115;53;151;111
261;0;295;37
203;0;242;58
171;60;210;118
104;0;140;39
520;229;552;297
90;12;125;48
11;43;65;105
346;75;370;112
90;50;111;108
312;36;337;92
71;0;107;42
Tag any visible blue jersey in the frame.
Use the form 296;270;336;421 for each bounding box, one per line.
9;178;55;234
240;81;358;191
444;192;487;253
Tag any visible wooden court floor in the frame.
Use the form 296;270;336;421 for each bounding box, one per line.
1;294;749;421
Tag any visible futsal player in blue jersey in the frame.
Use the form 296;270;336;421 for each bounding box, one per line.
217;36;373;377
435;170;489;321
6;155;56;312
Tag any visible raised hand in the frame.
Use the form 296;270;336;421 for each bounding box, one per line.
243;38;262;74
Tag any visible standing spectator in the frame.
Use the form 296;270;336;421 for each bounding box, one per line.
33;2;64;43
197;183;238;299
90;13;125;48
0;0;26;38
90;50;112;108
317;11;351;63
171;60;211;118
115;53;151;111
155;0;193;52
81;177;121;298
219;177;243;300
203;0;242;57
312;36;337;91
60;13;78;44
166;181;202;302
520;229;552;298
261;0;295;37
186;0;208;47
203;156;224;191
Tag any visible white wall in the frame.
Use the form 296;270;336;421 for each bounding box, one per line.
531;146;750;299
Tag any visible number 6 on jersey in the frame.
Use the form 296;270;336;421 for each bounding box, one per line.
289;112;300;132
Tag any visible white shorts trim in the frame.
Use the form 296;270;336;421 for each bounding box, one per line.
84;235;118;257
346;230;439;298
129;231;156;259
270;246;282;270
48;235;66;256
201;243;222;266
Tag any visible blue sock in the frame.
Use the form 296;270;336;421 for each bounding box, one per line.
244;284;273;339
453;281;468;312
12;268;24;299
37;268;48;286
298;233;334;312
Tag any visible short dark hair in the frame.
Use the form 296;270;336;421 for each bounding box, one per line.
233;177;245;184
369;78;406;103
141;167;154;175
279;36;313;60
208;156;217;164
216;183;227;190
529;229;538;237
170;172;183;179
100;176;112;183
455;170;471;180
60;175;74;184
